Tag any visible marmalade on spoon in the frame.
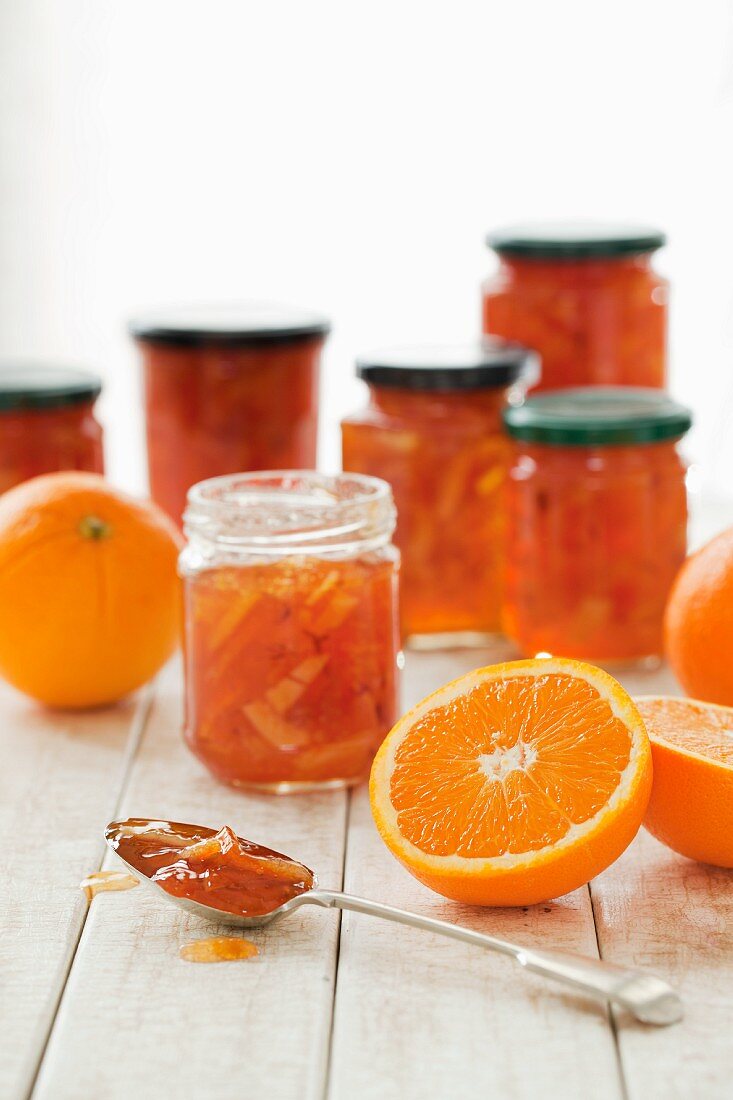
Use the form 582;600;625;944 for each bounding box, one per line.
109;820;315;917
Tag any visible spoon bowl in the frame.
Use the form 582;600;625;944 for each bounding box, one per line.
105;817;317;928
105;817;683;1026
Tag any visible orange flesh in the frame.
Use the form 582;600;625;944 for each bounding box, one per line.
389;674;632;858
342;387;509;638
503;441;687;661
184;554;399;787
636;698;733;766
636;697;733;867
179;937;259;963
483;254;666;392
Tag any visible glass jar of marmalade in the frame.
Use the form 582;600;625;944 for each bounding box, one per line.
180;471;400;792
503;388;692;664
483;223;668;391
130;304;330;525
0;365;104;493
341;342;538;645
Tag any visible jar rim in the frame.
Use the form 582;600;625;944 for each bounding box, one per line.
184;471;396;554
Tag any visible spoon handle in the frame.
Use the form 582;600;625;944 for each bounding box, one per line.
304;890;682;1026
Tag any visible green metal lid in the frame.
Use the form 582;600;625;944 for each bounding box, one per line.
503;388;692;446
487;221;666;259
0;365;102;412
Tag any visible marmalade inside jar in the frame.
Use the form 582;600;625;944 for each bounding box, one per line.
140;337;323;524
342;387;510;639
184;553;399;789
503;440;687;662
0;402;104;494
483;254;666;391
109;820;314;917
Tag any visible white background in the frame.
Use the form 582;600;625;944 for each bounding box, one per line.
1;0;732;495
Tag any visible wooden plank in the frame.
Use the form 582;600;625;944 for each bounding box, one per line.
327;646;624;1100
591;662;733;1100
0;679;149;1100
592;832;733;1100
33;662;349;1100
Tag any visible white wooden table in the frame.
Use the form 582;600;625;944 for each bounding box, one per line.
2;632;733;1100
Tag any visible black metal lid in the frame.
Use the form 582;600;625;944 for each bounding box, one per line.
356;340;539;391
129;303;331;348
0;365;103;412
487;221;666;260
503;387;692;446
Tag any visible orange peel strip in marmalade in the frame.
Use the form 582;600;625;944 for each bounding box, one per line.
370;658;651;906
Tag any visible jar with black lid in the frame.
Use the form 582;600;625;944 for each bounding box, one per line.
341;340;538;644
130;303;330;524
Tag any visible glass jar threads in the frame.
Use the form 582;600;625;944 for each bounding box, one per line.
130;304;330;525
341;342;538;644
483;222;668;391
503;388;692;664
0;365;104;493
180;471;400;792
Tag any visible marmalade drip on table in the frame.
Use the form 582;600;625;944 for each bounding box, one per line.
109;820;314;917
80;870;139;900
483;223;667;391
180;472;400;790
180;937;259;963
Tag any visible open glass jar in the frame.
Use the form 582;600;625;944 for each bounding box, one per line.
502;388;692;665
341;342;537;645
483;222;668;391
130;304;330;525
0;365;104;493
180;471;400;792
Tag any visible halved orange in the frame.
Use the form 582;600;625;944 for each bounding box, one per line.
637;696;733;867
370;659;651;906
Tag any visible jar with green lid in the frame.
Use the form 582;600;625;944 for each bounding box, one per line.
0;365;104;494
503;387;692;664
483;222;668;391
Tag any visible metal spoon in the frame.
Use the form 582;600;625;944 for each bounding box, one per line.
105;818;682;1026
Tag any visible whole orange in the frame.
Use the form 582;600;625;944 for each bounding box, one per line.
664;526;733;705
0;472;182;707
